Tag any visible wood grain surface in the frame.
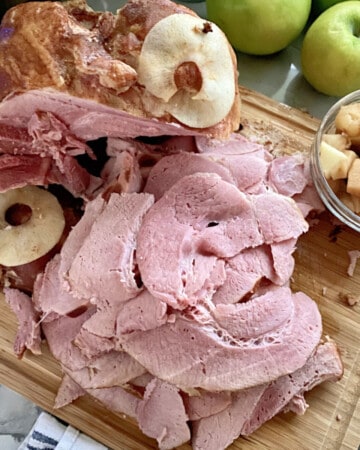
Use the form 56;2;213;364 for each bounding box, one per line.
0;86;359;450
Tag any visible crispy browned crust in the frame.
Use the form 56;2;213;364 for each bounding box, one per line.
0;0;240;138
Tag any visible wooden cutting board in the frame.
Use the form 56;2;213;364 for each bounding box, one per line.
1;86;359;450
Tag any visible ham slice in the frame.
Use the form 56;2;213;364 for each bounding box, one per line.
137;173;263;308
121;287;322;391
33;255;89;318
66;192;154;305
268;154;308;197
191;341;343;450
251;191;308;243
144;152;235;201
183;391;232;421
54;374;86;409
41;305;96;371
242;341;343;435
136;378;190;450
87;386;140;419
3;287;41;357
138;172;308;309
0;90;201;141
211;287;293;339
211;246;275;305
63;351;146;390
116;290;169;335
191;385;266;450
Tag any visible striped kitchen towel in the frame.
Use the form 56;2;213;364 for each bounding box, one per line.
18;411;108;450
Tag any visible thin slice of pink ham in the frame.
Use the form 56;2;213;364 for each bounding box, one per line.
136;378;190;450
252;191;309;243
67;192;154;305
212;287;293;339
211;246;275;305
54;374;86;409
3;287;42;357
121;288;322;391
137;173;263;309
76;290;168;345
212;153;269;194
33;255;89;317
144;152;235;201
0;90;202;141
87;386;140;420
74;328;116;359
242;341;343;435
63;350;146;390
183;391;232;421
0;154;52;192
191;385;266;450
116;290;169;335
270;238;297;284
191;341;343;450
268;154;308;197
58;195;106;287
41;305;96;371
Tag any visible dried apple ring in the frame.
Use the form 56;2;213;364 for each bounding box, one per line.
0;186;65;266
137;14;236;129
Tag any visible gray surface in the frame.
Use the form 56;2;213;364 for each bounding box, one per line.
0;385;41;449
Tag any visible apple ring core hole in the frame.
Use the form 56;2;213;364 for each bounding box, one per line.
5;203;32;226
174;61;202;95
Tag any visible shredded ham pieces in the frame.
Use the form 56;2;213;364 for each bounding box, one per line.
4;133;343;450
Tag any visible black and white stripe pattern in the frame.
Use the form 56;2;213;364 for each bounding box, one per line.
18;412;108;450
25;429;58;450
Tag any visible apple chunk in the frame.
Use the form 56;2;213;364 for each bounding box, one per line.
320;141;357;180
340;192;360;214
347;158;360;196
335;103;360;148
322;133;350;151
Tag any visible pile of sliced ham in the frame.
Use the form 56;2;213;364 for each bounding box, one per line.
3;132;343;449
0;0;343;449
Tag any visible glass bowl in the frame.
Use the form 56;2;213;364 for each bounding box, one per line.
311;90;360;232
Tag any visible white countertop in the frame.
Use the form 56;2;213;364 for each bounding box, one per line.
0;1;342;449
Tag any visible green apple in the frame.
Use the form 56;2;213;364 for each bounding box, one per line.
205;0;311;55
301;1;360;97
311;0;352;18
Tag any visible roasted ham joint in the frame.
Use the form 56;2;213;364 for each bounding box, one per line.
0;0;343;449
